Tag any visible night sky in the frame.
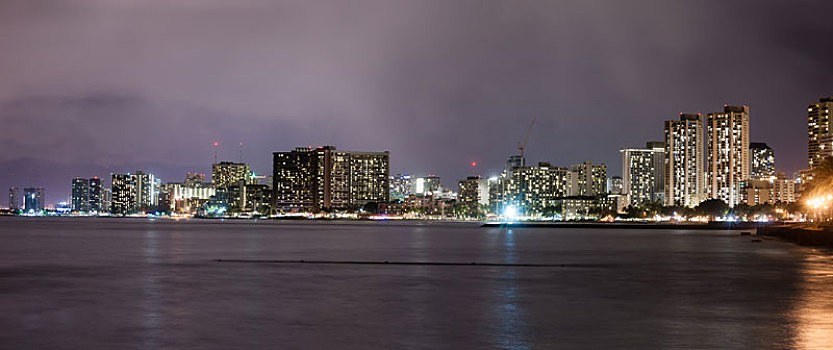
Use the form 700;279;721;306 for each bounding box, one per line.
2;0;832;205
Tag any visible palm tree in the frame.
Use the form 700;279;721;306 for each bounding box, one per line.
806;156;833;221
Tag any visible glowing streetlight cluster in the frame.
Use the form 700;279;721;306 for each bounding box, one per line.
806;194;833;210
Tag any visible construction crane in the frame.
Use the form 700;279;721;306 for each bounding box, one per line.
518;117;537;159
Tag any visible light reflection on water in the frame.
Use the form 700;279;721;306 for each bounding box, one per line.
495;229;531;350
791;251;833;349
2;218;833;349
142;230;162;349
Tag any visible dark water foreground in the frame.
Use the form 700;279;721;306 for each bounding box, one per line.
1;217;832;349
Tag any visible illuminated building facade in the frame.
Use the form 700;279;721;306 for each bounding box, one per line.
570;161;607;196
772;173;798;203
8;186;20;210
242;184;272;214
664;114;704;207
389;174;413;201
707;105;750;207
740;179;772;206
554;196;617;221
225;182;272;214
102;188;111;213
349;152;390;206
272;146;389;212
212;162;251;188
808;97;833;169
749;142;775;179
89;177;103;212
23;187;45;212
620;142;664;206
71;177;104;212
132;171;159;211
797;169;813;194
458;176;489;206
110;174;135;215
646;141;666;202
491;162;573;214
818;133;833;163
161;174;216;214
273;147;316;211
71;178;90;212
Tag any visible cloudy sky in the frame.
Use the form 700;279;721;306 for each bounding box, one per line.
1;0;832;204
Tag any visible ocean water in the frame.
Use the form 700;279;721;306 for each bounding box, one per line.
1;217;832;349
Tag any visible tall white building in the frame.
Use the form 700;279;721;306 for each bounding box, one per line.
706;105;750;207
620;142;665;206
664;114;704;207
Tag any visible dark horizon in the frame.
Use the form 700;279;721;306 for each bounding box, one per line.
2;1;832;205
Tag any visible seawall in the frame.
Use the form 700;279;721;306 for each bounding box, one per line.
758;225;833;247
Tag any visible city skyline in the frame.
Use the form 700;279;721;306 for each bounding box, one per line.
1;98;824;208
2;1;833;205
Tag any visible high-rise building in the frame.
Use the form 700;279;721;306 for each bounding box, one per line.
272;146;389;212
71;178;90;212
8;186;20;210
23;187;45;212
349;152;391;206
570;161;607;196
132;171;159;211
818;133;833;163
808;97;833;169
771;173;798;203
707;105;750;207
110;174;135;215
664;114;704;207
102;187;112;213
212;162;251;188
389;174;413;201
89;177;103;212
273;147;316;211
608;176;623;195
620;142;665;206
749;142;775;179
458;176;489;206
646;141;666;202
222;183;272;214
491;162;573;215
71;177;104;213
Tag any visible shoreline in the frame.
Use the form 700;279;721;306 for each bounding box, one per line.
2;215;779;231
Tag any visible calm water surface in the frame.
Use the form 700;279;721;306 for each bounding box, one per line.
1;217;832;349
